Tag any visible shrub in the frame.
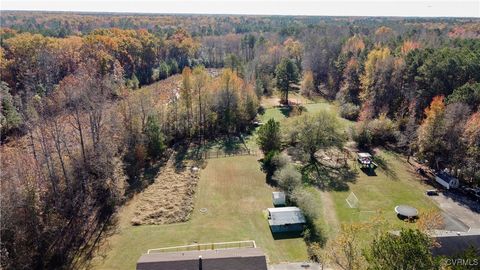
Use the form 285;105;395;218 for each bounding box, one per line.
271;153;290;169
262;151;290;181
274;164;302;194
291;187;318;220
353;114;397;149
339;102;360;120
290;105;307;117
368;114;397;145
352;122;372;149
151;68;160;81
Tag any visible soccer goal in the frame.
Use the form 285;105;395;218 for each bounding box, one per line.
346;192;359;208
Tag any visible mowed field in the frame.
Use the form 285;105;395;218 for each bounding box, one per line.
93;156;308;270
330;150;439;242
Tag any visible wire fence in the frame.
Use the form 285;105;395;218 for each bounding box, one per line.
147;240;257;254
200;148;257;159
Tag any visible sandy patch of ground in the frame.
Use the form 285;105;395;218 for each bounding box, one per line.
130;157;200;225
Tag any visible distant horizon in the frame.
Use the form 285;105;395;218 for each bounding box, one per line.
2;9;480;19
2;1;479;18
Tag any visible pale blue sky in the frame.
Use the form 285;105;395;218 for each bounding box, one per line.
2;0;479;17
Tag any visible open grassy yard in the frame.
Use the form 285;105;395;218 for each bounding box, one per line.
257;95;435;243
93;155;308;270
259;99;353;128
330;150;438;238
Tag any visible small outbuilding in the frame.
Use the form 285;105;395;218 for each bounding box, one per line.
267;207;306;233
272;192;286;206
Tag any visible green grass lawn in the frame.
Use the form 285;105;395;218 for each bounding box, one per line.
330;150;438;241
93;156;308;270
259;99;353;128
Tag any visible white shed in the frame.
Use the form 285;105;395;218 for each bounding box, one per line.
272;192;286;206
267;207;306;233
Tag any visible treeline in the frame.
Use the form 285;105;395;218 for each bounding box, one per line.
3;11;480;39
1;25;259;268
253;24;480;183
0;63;259;269
331;34;480;183
0;27;200;138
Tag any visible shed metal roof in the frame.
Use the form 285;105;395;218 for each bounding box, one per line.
267;207;306;226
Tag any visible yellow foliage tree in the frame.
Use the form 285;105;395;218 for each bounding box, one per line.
301;70;316;97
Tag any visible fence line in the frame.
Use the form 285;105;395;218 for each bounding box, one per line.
200;148;257;159
147;240;257;254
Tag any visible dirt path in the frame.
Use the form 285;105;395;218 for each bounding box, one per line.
319;190;340;233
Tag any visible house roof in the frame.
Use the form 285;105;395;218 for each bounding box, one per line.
431;232;480;257
137;248;267;270
267;207;306;226
389;230;480;257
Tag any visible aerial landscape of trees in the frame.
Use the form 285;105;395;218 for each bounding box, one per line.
1;11;480;269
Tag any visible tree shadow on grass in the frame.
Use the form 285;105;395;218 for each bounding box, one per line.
303;218;327;248
221;136;244;154
373;155;398;180
279;106;292;117
173;143;190;172
124;152;170;196
360;167;377;176
302;162;358;192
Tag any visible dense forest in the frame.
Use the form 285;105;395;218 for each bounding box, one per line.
1;11;480;269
